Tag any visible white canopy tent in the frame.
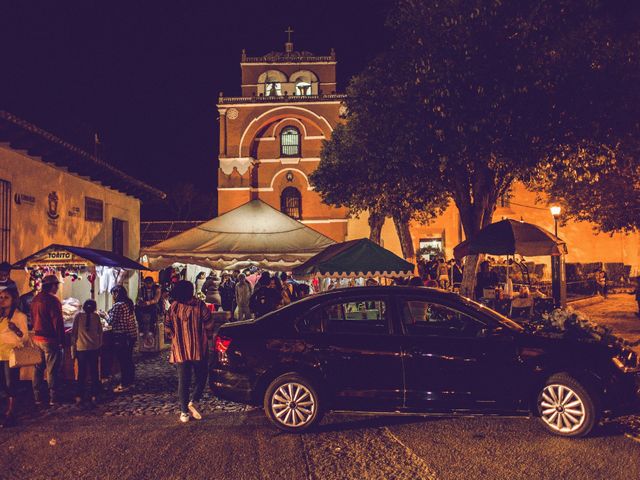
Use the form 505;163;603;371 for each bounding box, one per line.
142;199;335;271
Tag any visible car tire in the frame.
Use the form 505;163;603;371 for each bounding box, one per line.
264;373;323;433
537;373;599;438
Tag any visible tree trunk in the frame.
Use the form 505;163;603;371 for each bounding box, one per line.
457;198;497;298
368;210;385;245
393;215;415;260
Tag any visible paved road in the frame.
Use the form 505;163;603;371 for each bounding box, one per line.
2;410;638;480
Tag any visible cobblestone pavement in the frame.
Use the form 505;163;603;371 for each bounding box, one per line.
17;351;254;422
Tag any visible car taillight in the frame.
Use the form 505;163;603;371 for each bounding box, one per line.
215;335;232;353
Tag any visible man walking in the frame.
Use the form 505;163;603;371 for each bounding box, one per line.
31;275;64;405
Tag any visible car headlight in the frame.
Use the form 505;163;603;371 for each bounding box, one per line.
612;350;640;373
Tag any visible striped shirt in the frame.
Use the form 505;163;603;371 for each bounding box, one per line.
108;301;138;339
164;299;213;363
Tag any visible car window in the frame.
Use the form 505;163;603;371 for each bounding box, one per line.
401;299;486;338
317;299;388;335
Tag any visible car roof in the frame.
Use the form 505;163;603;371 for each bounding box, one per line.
297;286;462;304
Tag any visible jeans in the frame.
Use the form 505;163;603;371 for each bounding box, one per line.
76;350;100;399
1;360;18;397
176;359;208;413
114;337;136;387
32;341;62;399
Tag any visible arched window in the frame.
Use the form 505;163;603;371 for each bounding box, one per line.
280;127;300;157
281;187;302;220
290;70;318;96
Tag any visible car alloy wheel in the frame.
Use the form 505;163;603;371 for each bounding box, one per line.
264;373;323;432
271;382;316;428
539;383;586;434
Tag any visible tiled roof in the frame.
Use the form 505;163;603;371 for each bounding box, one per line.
0;110;166;201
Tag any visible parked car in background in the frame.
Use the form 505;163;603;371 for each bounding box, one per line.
210;286;640;437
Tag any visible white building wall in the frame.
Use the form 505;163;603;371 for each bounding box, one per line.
0;144;141;308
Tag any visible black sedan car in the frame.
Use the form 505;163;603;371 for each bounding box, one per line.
210;286;640;437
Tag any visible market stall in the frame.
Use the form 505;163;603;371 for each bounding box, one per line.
292;238;415;290
453;219;568;315
13;244;148;380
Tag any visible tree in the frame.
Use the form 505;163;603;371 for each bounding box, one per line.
312;59;450;258
532;152;640;233
315;0;640;294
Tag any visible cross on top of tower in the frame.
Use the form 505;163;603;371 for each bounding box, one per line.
285;26;294;53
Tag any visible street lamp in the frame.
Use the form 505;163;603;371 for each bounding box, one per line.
550;205;561;237
549;205;564;308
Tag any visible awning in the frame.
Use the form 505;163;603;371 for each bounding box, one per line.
453;219;568;260
292;238;415;279
13;244;147;270
142;199;336;271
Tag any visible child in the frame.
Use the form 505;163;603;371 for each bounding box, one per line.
72;299;103;404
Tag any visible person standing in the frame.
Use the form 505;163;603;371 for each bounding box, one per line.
0;262;18;295
202;272;221;306
0;287;29;427
194;272;207;295
107;286;138;393
595;269;608;298
136;276;161;337
164;280;213;423
250;275;282;318
31;275;64;405
235;273;253;322
19;283;38;329
71;299;103;404
219;274;236;316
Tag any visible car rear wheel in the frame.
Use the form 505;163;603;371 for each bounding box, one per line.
264;373;322;433
537;373;598;438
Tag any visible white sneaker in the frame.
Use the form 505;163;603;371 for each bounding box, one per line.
188;401;202;420
179;412;190;423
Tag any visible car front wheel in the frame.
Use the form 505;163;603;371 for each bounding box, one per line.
537;373;598;438
264;373;322;433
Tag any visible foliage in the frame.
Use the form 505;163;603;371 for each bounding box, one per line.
314;0;640;283
532;153;640;233
526;306;640;348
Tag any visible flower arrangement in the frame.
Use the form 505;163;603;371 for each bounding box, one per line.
526;306;640;349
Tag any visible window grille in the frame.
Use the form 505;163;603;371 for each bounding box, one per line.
85;197;104;222
280;127;300;157
280;187;302;220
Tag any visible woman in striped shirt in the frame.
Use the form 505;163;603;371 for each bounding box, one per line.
164;280;213;423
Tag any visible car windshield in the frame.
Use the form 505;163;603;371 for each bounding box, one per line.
456;295;525;332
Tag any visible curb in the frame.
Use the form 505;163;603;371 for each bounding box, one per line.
568;295;605;309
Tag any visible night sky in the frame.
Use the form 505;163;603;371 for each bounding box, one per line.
1;1;391;218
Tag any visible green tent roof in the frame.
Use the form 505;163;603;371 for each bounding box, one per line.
292;238;415;279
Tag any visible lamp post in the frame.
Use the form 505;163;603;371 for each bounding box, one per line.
550;206;565;308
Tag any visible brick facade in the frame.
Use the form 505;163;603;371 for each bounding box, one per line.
217;43;348;241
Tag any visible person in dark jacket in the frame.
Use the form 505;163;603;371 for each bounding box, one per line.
249;273;281;318
31;275;64;405
219;274;236;315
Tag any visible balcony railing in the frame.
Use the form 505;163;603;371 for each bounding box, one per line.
218;93;347;105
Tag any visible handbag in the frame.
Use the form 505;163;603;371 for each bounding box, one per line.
9;340;42;368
